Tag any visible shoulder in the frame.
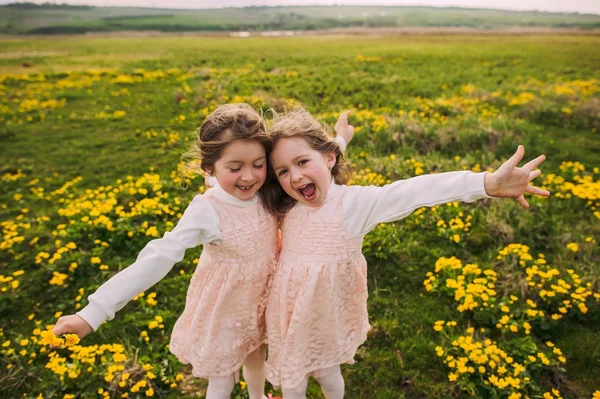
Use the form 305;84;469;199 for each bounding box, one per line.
188;192;214;207
342;184;380;204
181;193;219;218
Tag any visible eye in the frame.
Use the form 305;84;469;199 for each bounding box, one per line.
277;169;288;177
298;159;308;166
229;168;241;173
253;163;265;169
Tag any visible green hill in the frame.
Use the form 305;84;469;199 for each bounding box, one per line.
1;2;600;34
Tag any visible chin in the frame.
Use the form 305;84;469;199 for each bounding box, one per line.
238;190;258;199
295;194;323;207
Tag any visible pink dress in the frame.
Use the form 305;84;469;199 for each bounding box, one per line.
170;191;278;378
266;186;370;389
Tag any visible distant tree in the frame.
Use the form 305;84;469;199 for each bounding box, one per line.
2;2;91;9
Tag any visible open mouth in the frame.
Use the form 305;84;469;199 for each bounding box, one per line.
237;184;255;193
297;183;317;202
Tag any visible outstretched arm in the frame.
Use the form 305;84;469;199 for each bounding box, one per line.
53;194;220;338
344;170;490;237
342;145;548;237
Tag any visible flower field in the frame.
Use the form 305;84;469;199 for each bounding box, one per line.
0;34;599;398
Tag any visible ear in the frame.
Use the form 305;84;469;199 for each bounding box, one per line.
204;166;213;176
325;152;336;170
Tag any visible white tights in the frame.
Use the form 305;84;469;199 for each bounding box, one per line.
281;365;345;399
205;345;267;399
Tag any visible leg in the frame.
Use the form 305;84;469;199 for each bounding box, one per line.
206;374;235;399
243;345;267;399
313;365;344;399
281;376;309;399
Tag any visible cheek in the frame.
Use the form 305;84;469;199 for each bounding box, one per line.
257;167;267;181
219;173;238;187
278;177;295;196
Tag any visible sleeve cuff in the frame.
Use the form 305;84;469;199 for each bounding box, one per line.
76;303;108;332
468;171;492;199
335;136;347;152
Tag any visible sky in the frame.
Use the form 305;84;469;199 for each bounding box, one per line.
1;0;599;14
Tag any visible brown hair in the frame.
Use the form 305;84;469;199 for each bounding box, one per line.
262;108;352;217
181;103;275;209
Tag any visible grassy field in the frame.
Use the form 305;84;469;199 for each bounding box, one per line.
0;34;599;398
1;4;600;34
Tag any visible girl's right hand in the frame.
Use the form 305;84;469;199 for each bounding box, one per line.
335;110;355;146
52;314;93;344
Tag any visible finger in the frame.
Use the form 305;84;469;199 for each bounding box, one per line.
528;169;542;181
525;185;550;197
516;194;529;208
52;322;66;336
523;154;546;171
506;145;525;169
337;110;349;122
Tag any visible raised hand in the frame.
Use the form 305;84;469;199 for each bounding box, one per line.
334;110;355;147
484;145;550;208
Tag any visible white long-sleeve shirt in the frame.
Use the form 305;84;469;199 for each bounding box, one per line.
78;170;489;330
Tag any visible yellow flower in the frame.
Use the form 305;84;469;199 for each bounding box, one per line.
566;242;579;252
39;329;64;347
64;334;80;347
592;390;600;399
240;381;247;389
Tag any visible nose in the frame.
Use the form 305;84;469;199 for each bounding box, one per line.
240;167;254;182
290;168;303;183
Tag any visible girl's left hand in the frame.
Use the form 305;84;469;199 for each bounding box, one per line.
484;145;550;208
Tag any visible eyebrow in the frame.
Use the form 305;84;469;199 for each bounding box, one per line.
273;154;309;171
224;156;266;165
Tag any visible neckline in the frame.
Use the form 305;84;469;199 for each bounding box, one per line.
210;183;260;207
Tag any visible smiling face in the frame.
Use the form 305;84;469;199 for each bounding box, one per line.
270;136;336;208
209;139;267;201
